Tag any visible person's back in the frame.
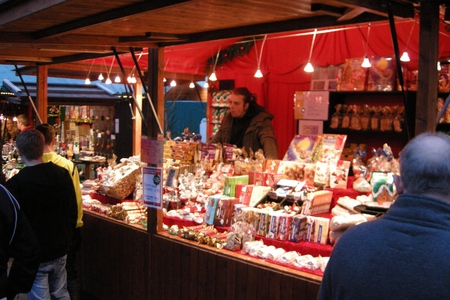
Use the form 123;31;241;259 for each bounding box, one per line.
36;123;83;300
318;132;450;300
0;184;40;300
5;130;77;300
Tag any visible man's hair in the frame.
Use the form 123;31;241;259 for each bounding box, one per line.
16;114;30;126
36;123;55;145
16;129;44;161
400;132;450;196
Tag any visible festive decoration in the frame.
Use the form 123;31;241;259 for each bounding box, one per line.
205;37;261;73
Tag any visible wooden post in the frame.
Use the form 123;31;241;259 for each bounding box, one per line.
416;0;440;134
133;81;142;156
36;65;48;124
146;47;165;235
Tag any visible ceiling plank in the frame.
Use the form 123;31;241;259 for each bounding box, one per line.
0;0;66;26
31;0;191;39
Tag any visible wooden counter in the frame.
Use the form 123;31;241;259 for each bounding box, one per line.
79;210;322;300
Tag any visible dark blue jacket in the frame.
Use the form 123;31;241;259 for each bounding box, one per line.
0;185;39;300
318;193;450;300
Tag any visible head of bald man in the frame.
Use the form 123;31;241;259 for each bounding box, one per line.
397;132;450;201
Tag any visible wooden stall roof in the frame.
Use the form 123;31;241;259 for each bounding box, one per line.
0;0;425;77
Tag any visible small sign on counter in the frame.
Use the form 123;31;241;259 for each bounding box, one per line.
143;166;163;209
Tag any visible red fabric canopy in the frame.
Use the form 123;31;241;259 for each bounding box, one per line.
91;19;450;158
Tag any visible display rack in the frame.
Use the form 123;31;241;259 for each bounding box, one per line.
323;91;416;157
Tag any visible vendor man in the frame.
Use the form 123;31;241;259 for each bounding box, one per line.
210;87;278;159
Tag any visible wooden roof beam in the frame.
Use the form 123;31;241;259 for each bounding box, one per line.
31;0;191;39
336;0;415;19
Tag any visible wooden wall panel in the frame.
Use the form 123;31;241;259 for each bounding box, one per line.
80;212;321;300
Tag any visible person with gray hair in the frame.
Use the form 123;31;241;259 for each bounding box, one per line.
318;132;450;300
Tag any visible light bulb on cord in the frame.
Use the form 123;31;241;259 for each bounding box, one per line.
304;62;314;73
253;35;267;78
400;51;410;62
400;21;415;63
98;73;104;81
189;82;195;88
204;81;209;88
438;62;442;71
105;77;112;84
170;79;177;87
361;24;372;68
304;29;317;73
127;75;132;83
163;77;167;82
209;71;217;81
131;75;137;84
85;78;91;84
114;74;121;83
361;56;372;68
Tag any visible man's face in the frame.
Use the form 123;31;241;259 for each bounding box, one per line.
227;93;248;118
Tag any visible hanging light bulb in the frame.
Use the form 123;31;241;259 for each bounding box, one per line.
438;62;442;71
105;77;112;84
304;62;314;73
189;82;195;88
85;78;91;85
361;24;372;68
98;73;104;81
170;79;177;87
127;75;132;83
400;21;415;63
304;29;317;73
114;74;121;83
361;56;372;68
131;75;137;84
400;51;411;62
163;77;167;82
204;81;209;88
253;35;266;78
209;71;217;81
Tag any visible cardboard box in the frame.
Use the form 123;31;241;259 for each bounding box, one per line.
204;195;221;225
223;175;249;197
249;186;271;207
257;210;270;236
236;184;253;205
289;215;307;242
214;196;238;226
313;216;330;245
277;213;293;241
266;211;282;239
339;58;367;91
283;135;317;162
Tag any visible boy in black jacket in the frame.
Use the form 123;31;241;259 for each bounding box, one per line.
6;129;77;300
